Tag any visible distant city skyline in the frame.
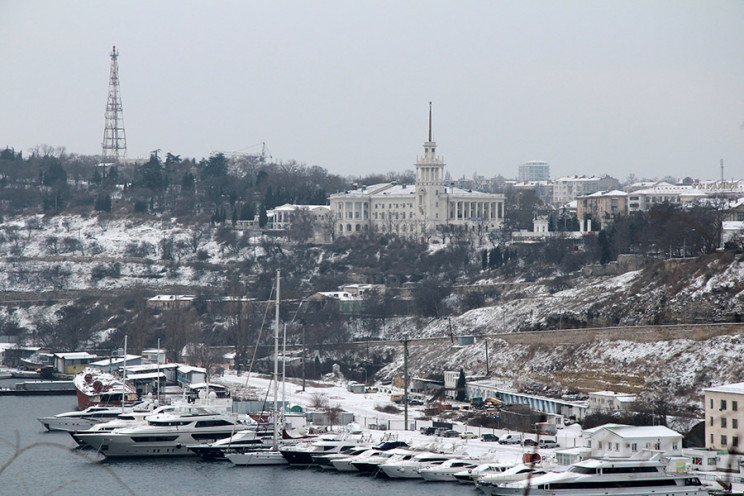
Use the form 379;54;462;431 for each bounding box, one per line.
1;1;742;182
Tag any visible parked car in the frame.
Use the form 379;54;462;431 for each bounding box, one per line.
499;434;523;445
539;439;560;449
481;433;499;442
420;426;436;435
460;432;478;439
442;430;460;438
523;438;538;446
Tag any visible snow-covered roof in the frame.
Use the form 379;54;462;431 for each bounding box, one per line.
123;363;178;372
589;390;636;399
704;382;744;395
90;354;141;367
316;291;362;301
53;352;97;360
587;424;681;439
126;371;166;380
580;190;628;198
178;364;207;374
148;294;195;302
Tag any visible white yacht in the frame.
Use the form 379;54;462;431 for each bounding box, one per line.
475;462;548;488
349;447;417;474
419;458;480;482
38;405;131;432
478;454;711;496
187;428;269;460
279;435;371;466
327;447;382;472
226;449;288;466
454;462;515;484
72;405;252;457
69;404;176;443
379;451;458;479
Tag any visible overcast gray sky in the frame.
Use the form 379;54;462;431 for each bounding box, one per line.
1;1;742;182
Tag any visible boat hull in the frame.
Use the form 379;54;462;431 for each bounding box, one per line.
227;451;288;466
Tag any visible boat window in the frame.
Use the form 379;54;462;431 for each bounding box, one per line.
569;466;599;474
194;419;234;428
131;436;179;443
602;466;660;474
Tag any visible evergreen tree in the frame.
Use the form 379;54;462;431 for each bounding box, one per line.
455;368;467;402
258;204;268;228
481;249;488;270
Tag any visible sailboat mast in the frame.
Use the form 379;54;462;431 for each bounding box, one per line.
273;270;280;450
282;323;287;431
122;334;127;408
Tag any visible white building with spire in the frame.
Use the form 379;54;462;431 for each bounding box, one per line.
329;105;505;240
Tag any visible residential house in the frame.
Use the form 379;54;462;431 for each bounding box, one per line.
584;424;683;458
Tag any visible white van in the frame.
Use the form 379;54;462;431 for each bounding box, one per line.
499;434;523;445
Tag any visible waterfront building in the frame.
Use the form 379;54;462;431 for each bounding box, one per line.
627;182;707;212
703;382;744;451
584;424;683;458
587;390;637;412
329;106;505;241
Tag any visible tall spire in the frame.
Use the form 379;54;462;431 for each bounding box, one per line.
428;101;432;142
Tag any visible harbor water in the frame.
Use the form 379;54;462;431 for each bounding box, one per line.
0;391;479;496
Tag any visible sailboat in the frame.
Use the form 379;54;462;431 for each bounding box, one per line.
227;270;288;466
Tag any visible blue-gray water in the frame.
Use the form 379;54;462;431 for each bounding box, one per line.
0;388;479;496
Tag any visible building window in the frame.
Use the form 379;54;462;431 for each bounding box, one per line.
734;418;739;429
597;442;602;449
734;436;740;448
734;401;738;411
722;435;728;445
722;417;727;428
722;400;727;410
631;443;637;452
711;399;714;409
711;417;714;426
711;434;714;444
673;442;678;450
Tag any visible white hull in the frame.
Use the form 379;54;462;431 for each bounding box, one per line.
39;417;100;432
479;486;711;496
227;451;288;466
419;470;459;482
331;458;360;472
380;464;426;479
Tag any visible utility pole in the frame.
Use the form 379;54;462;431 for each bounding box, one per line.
403;339;409;431
301;325;306;392
102;46;127;162
485;339;489;375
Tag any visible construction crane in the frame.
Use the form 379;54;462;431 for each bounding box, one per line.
210;142;272;163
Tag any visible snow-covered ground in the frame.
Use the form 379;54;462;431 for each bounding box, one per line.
217;371;576;464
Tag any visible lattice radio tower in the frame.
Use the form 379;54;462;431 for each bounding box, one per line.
102;45;127;162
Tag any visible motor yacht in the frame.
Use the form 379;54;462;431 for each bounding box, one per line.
70;404;177;444
379;451;459;479
279;435;371;466
478;453;711;496
453;462;515;484
187;428;269;460
72;405;252;457
475;462;547;488
419;458;480;482
226;449;289;466
38;405;132;432
348;447;417;474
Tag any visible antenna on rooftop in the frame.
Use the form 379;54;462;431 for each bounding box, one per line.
102;45;127;162
721;159;724;182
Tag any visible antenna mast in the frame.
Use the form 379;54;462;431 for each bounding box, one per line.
102;45;127;162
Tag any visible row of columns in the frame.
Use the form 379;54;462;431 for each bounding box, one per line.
451;201;502;220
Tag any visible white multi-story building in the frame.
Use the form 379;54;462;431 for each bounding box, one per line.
627;182;708;212
518;161;550;182
266;203;332;244
329;107;505;240
587;391;637;412
552;175;620;205
703;382;744;451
